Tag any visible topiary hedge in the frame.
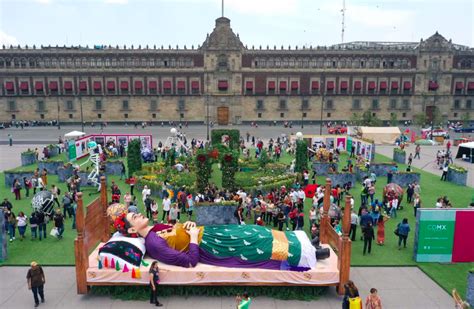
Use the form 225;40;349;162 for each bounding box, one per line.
211;129;241;150
295;139;308;173
127;139;142;177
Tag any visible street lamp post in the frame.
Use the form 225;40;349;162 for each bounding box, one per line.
206;94;210;141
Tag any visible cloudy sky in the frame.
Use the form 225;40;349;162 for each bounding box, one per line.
0;0;473;48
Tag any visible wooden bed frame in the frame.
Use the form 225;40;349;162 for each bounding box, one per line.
75;177;351;295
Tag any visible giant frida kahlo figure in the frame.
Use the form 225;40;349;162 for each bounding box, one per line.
114;212;324;271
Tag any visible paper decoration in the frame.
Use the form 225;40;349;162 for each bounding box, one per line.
141;260;149;267
122;264;129;273
131;268;136;279
115;260;120;271
104;257;109;268
110;258;115;269
98;259;103;269
135;268;141;279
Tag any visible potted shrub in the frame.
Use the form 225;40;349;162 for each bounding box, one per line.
467;268;474;307
21;149;37;166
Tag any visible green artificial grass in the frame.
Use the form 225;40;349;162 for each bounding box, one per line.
91;285;326;301
1;149;473;299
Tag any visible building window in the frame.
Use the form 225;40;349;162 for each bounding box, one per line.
124;113;128;119
302;112;307;118
279;99;287;110
301;99;309;110
257;113;262;118
11;114;16;120
179;112;184;119
280;112;285;118
66;100;74;110
389;99;397;109
95;100;102;110
152;113;156;119
150;100;158;111
122;100;129;110
371;99;379;110
178;99;185;111
98;113;102;119
325;100;333;110
402;99;410;110
37;100;45;112
467;100;472;109
256;99;264;110
454;112;458;117
8;100;16;111
69;114;73;119
40;114;45;119
454;99;461;109
352;99;360;110
402;112;407;117
327;113;331;118
372;113;376;117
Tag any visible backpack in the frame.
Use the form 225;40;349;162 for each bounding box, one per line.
57;187;61;195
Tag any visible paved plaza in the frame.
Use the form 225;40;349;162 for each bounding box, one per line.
0;266;455;309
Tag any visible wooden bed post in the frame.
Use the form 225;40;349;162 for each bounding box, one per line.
100;176;109;242
74;192;89;294
337;195;353;295
319;178;332;244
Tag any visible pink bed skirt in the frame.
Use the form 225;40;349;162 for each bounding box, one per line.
86;243;340;285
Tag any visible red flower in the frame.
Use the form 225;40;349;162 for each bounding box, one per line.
197;154;207;162
208;149;219;159
224;154;233;162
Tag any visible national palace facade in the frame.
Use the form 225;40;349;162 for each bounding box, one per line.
1;17;474;125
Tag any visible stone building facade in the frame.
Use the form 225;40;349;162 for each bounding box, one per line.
1;17;474;125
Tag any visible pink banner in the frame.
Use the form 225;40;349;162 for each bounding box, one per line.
452;211;474;262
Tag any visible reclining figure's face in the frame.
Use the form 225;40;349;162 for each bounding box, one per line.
126;212;149;234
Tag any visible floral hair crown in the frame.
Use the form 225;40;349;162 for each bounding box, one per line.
114;213;127;233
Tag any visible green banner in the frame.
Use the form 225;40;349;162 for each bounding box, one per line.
415;210;456;262
347;137;352;153
68;141;76;161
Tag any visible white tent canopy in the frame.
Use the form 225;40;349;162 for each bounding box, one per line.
358;126;401;145
456;142;474;163
64;130;86;138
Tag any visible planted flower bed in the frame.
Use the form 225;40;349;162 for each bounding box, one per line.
105;161;124;175
393;148;406;164
195;202;239;226
391;172;421;188
355;162;397;181
21;150;37;166
235;170;296;193
58;164;74;182
447;165;467;186
38;160;66;175
467;270;474;307
4;171;35;188
328;172;356;187
312;162;338;175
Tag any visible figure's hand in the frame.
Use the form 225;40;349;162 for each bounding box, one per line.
186;227;200;243
183;221;196;229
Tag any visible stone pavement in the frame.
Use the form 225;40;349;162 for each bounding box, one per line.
376;144;474;188
0;266;454;309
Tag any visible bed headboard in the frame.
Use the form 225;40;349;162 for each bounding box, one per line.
75;177;109;294
319;178;352;295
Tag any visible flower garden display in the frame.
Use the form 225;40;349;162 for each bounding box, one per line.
21;149;37;166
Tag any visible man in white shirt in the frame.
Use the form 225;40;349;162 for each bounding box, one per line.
350;210;359;241
161;196;171;222
390;198;398;218
297;188;306;201
142;185;151;204
290;189;298;204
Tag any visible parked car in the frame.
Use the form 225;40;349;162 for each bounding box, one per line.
454;126;474;133
328;126;347;134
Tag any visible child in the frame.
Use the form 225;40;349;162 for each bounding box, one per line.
150;200;159;224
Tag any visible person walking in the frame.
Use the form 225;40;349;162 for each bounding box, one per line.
37;211;47;240
16;211;28;240
342;280;361;309
53;209;65;239
13;178;22;200
149;261;163;307
363;222;375;255
30;212;39;240
396;218;410;250
414;144;421;159
24;177;31;198
161;196;171;223
8;133;13;146
440;163;448;181
376;215;389;245
365;288;382;309
27;261;46;307
413;194;421;217
6;210;16;242
350;210;358;241
120;161;126;180
236;292;252;309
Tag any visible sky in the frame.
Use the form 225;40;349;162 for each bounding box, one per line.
0;0;473;48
